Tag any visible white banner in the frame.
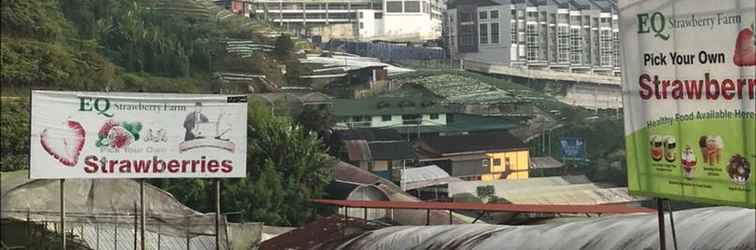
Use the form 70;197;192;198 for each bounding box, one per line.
620;0;755;207
30;91;248;179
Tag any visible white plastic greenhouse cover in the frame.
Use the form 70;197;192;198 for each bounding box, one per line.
326;207;755;250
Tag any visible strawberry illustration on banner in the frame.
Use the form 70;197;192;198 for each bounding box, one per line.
733;24;756;66
95;119;143;149
40;120;86;167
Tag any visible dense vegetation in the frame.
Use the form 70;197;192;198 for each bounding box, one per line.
1;0;333;226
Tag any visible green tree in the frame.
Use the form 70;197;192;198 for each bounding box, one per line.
0;98;30;171
295;105;336;134
476;185;495;201
163;104;336;226
273;34;294;59
239;103;335;225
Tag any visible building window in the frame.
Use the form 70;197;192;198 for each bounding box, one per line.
613;31;620;67
490;10;499;19
479;11;487;20
430;113;439;120
571;15;581;25
386;1;402;12
404;1;420;12
493;158;501;166
570;28;582;64
360;22;364;29
359;12;363;18
558;26;570;63
491;22;499;44
511;20;517;43
526;23;538;60
558;14;568;23
375;13;383;19
401;114;421;125
382;115;391;121
460;13;473;22
480;23;488;44
600;29;612;65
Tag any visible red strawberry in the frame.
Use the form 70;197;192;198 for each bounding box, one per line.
98;120;119;138
107;126;134;149
733;27;756;66
40;120;86;167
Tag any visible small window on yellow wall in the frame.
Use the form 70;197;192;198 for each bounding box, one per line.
493;158;501;166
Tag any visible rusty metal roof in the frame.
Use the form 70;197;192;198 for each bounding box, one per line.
311;199;654;214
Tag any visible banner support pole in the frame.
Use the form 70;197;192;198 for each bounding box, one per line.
60;179;66;249
215;179;221;250
140;179;146;250
667;199;678;250
657;198;667;250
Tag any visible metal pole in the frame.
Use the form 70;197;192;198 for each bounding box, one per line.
363;207;368;223
60;179;66;249
215;180;221;250
657;198;667;250
134;202;138;250
667;200;678;250
96;223;100;250
26;208;30;248
114;219;118;249
448;210;452;224
140;179;146;250
426;209;430;225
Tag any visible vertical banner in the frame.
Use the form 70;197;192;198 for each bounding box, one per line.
30;91;248;179
620;0;755;207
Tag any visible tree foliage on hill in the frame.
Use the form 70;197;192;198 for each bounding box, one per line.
160;104;335;226
0;98;30;171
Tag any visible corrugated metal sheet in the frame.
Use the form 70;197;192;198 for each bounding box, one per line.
529;156;564;169
448;176;645;205
401;165;462;191
344;140;372;161
311;199;655;214
448;176;589;196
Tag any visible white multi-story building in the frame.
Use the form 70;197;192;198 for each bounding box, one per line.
248;0;445;41
446;0;620;76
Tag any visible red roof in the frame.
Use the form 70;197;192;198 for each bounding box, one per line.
312;199;654;214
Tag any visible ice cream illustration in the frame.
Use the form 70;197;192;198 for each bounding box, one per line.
681;145;696;178
650;135;664;161
699;135;724;166
663;136;676;162
727;154;751;185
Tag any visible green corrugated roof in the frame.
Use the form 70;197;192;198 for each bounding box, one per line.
333;97;448;117
394;113;520;134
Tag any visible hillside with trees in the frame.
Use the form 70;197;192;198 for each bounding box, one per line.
1;0;333;226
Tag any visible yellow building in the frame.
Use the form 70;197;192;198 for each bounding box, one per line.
481;150;530;181
416;131;530;181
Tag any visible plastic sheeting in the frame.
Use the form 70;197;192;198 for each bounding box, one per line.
325;206;755;250
1;170;223;240
400;165;461;191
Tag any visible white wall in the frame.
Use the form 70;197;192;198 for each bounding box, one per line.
370;115;404;127
421;113;446;126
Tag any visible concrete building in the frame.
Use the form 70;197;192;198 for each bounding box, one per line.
446;0;620;76
248;0;445;41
